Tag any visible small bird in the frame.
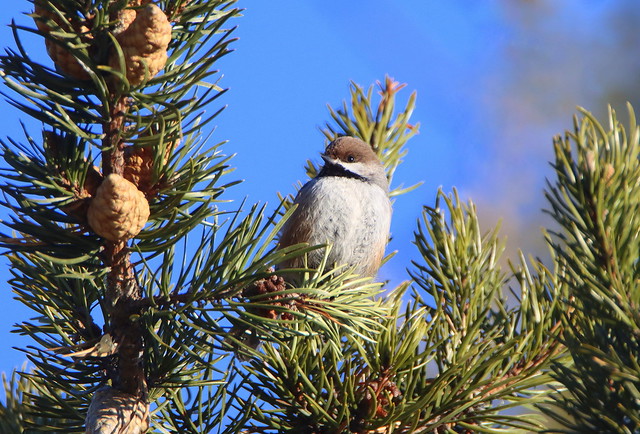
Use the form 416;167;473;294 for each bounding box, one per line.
278;136;392;279
227;137;391;356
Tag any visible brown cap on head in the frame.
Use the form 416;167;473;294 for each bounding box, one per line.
321;136;388;191
323;136;380;165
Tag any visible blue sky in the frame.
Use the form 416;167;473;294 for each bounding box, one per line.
0;1;638;377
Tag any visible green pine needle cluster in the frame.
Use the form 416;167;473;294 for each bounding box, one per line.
314;76;422;198
544;105;640;433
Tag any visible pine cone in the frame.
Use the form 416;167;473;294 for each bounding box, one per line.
44;39;91;80
110;4;172;85
33;2;93;80
123;146;155;193
242;273;293;320
87;174;150;242
85;386;149;434
351;376;402;432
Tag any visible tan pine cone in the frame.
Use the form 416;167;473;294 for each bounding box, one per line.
113;8;138;35
123;145;154;192
44;39;91;80
33;2;92;80
110;4;172;85
85;386;149;434
123;124;179;193
87;174;150;242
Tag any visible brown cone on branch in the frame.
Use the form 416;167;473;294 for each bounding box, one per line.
123;136;176;195
109;3;172;86
123;146;155;193
87;174;150;242
33;1;93;80
123;120;180;194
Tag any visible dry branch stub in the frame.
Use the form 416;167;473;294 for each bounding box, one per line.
85;386;149;434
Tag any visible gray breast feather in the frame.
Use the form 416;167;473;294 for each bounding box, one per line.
281;176;391;277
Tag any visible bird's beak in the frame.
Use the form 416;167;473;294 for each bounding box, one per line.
321;153;334;165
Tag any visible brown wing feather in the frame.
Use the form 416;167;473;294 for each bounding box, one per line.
277;200;313;270
363;240;386;277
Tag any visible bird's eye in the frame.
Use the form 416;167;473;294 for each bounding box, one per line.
346;155;356;163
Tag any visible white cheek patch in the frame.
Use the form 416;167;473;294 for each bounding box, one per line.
342;161;368;177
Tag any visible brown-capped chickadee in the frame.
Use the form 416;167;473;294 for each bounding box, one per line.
278;136;392;278
227;137;391;355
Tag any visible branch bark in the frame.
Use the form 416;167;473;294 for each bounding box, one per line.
101;95;147;399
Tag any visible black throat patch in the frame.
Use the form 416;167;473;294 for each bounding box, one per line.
318;162;367;182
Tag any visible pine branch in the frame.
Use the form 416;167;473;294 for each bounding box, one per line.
2;2;610;431
318;76;422;198
406;190;566;433
0;0;242;431
0;365;81;433
543;104;640;432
